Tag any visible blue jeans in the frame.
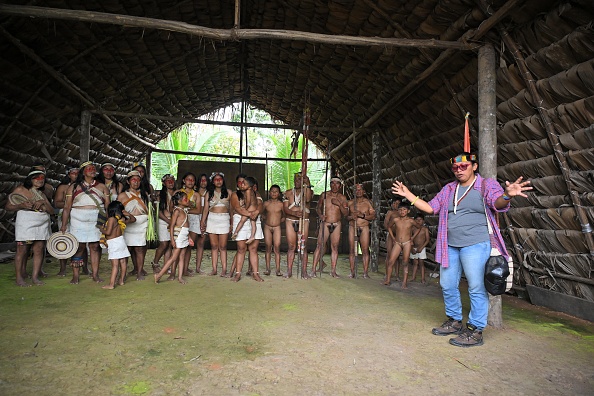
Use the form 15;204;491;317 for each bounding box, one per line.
440;241;490;330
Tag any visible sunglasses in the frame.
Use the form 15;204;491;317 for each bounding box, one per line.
451;163;470;172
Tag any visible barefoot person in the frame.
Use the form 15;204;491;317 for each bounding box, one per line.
154;191;193;285
6;169;53;286
201;172;232;276
384;202;418;288
61;161;110;284
312;176;348;278
392;152;532;347
118;170;150;281
151;174;176;273
283;172;313;278
101;201;136;290
194;173;209;274
241;177;265;277
230;175;263;282
54;167;80;276
262;185;284;276
180;172;199;277
230;177;258;245
383;198;401;281
347;184;376;278
411;213;430;283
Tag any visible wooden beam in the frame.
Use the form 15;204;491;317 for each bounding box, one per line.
0;4;476;51
0;25;157;149
357;0;524;131
90;109;362;133
152;148;327;162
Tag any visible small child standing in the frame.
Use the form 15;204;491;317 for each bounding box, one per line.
384;202;419;289
262;185;284;276
154;191;192;284
102;201;136;290
411;214;430;283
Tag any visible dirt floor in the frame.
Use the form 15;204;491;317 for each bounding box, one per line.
0;250;593;396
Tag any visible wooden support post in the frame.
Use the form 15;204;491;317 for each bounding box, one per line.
371;130;381;272
80;110;91;163
146;150;152;184
478;44;503;329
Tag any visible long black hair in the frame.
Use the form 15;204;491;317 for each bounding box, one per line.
159;175;176;212
180;172;197;191
72;164;94;192
208;173;229;201
122;175;150;204
23;172;43;189
133;164;153;195
236;176;254;202
107;200;125;219
96;164;122;191
171;190;186;206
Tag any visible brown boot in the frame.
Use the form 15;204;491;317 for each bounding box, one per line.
449;324;484;347
432;317;463;336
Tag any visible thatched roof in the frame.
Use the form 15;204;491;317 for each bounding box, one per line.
0;1;593;300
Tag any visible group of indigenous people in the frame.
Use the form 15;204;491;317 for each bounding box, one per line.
6;151;531;350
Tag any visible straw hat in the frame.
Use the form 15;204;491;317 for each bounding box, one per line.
47;232;79;259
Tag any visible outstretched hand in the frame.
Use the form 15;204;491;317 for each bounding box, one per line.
391;181;410;197
505;176;532;198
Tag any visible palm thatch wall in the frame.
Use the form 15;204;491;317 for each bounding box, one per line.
0;0;592;301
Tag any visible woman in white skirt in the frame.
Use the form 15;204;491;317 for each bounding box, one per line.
6;169;53;286
117;170;150;281
200;172;233;276
61;161;110;284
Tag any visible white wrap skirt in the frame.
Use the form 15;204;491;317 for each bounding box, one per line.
232;214;252;241
158;218;170;242
107;236;130;260
188;213;202;234
174;226;190;249
70;208;101;243
15;210;51;242
205;212;231;235
124;214;148;247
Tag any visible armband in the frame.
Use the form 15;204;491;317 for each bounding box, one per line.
411;196;419;205
502;193;512;201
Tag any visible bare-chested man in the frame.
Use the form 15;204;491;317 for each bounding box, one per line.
312;177;348;278
383;198;401;281
283;172;313;279
347;184;376;278
262;185;284;276
384;202;419;288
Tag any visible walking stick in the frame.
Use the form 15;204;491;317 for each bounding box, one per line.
352;122;359;279
297;103;310;278
318;150;330;277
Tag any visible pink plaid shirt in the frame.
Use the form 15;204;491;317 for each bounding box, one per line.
428;174;510;267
